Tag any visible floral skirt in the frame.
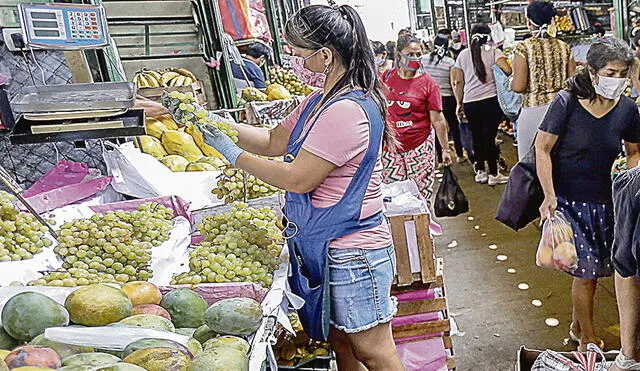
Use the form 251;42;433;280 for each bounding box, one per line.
382;132;436;209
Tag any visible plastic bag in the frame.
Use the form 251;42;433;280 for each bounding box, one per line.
0;62;10;86
434;168;469;217
536;211;578;273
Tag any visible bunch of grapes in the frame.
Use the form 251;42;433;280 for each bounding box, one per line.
28;203;174;287
171;202;283;288
0;191;52;261
213;166;281;203
162;91;238;142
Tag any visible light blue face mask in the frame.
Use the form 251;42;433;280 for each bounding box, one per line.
375;56;385;67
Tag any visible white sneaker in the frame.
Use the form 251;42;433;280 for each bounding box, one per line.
475;171;488;184
488;173;509;186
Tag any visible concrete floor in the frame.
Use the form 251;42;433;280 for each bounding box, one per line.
435;135;620;370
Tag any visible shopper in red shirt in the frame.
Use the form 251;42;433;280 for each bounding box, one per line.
382;34;452;208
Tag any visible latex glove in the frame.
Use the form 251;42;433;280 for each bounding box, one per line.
198;123;243;166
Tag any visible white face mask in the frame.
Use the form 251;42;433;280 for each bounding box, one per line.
593;74;627;100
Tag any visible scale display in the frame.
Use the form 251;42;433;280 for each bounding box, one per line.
19;3;109;49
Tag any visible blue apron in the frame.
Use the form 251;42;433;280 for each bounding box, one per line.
284;90;384;341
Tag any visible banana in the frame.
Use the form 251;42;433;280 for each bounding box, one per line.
136;74;150;88
174;68;197;81
145;70;162;81
161;71;181;87
143;72;160;87
170;75;186;87
182;76;193;86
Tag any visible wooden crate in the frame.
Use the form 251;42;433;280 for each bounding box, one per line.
392;258;456;370
389;213;436;286
137;80;208;108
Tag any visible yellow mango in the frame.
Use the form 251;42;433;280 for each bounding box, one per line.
161;130;203;157
184;123;224;159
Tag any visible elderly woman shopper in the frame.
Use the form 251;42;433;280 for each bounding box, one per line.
536;38;640;353
453;23;512;186
511;1;575;160
381;34;452;208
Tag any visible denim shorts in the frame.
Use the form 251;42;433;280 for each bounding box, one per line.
328;245;398;333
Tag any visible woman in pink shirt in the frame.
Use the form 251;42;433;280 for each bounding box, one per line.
197;2;403;370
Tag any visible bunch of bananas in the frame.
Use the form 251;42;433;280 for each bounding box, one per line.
275;313;331;367
134;68;198;89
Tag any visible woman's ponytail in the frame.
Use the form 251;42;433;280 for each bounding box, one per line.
470;24;491;84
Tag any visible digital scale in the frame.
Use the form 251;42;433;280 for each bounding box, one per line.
9;3;146;145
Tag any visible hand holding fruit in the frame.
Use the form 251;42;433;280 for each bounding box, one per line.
198;123;243;166
539;195;557;221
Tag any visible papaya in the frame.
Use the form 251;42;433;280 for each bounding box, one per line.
161;131;203;157
121;282;162;306
203;336;249;354
0;327;19;350
134;136;167;159
203;298;262;336
130;305;171;321
122;339;191;359
65;284;132;326
160;289;208;328
145;118;168;139
184;155;204;163
61;353;120;368
186;338;202;357
241;87;267;102
118;315;175;332
197;157;225;169
29;334;93;359
160;155;189;172
174;328;197;337
185;163;216;172
123;348;191;371
155;115;179;130
192;325;217;344
184;123;224;159
95;363;146;371
266;84;292;101
5;346;61;369
191;347;248;371
2;292;69;341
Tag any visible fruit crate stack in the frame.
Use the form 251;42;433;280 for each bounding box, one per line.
388;214;456;371
134;69;208;108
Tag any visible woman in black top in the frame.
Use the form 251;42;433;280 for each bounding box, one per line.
536;38;640;355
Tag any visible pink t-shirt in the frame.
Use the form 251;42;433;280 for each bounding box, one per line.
281;91;393;250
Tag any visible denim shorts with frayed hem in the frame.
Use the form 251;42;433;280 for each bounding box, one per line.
328;245;398;334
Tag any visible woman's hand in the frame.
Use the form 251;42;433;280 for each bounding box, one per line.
539;196;558;221
456;104;465;120
198;124;244;166
441;150;453;166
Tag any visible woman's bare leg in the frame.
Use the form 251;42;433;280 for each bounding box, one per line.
616;273;640;361
572;277;599;348
347;322;404;371
329;327;367;371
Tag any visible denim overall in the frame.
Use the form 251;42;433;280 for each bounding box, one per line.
284;90;384;341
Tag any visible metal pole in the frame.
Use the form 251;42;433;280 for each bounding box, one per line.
408;0;417;33
462;0;471;42
429;0;438;34
204;0;237;108
443;0;451;29
264;0;283;66
613;0;627;40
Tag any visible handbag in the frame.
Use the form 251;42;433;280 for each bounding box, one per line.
493;63;522;122
495;93;576;231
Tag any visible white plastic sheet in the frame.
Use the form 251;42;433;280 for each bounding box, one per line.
103;143;224;210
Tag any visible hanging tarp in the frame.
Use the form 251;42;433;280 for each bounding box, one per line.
219;0;273;42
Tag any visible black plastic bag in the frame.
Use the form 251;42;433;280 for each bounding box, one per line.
434;167;469;217
495;161;544;231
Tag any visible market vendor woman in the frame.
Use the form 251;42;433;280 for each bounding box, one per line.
197;2;404;370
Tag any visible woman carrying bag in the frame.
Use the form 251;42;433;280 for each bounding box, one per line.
381;34;452;209
196;3;404;370
536;38;640;353
453;24;512;186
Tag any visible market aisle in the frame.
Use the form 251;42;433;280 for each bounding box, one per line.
434;134;619;370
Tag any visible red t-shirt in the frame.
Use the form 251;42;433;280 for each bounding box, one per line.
382;69;443;152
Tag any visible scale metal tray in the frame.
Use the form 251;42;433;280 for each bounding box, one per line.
10;109;146;145
11;82;136;113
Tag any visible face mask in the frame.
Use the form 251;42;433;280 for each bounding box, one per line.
594;74;627;99
290;49;327;88
375;56;385;67
451;42;462;50
399;53;422;72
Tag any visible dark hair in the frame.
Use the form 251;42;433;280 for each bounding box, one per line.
568;37;635;100
439;28;452;36
430;34;450;64
526;1;555;27
398;28;413;38
587;22;606;37
371;41;386;56
385;41;396;60
396;34;421;53
470;24;491;83
285;5;394;146
246;42;272;59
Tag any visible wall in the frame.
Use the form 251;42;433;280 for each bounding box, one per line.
308;0;411;42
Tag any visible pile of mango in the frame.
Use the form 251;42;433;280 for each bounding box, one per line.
0;283;262;371
268;67;313;96
554;15;574;32
241;83;293;103
137;115;226;172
